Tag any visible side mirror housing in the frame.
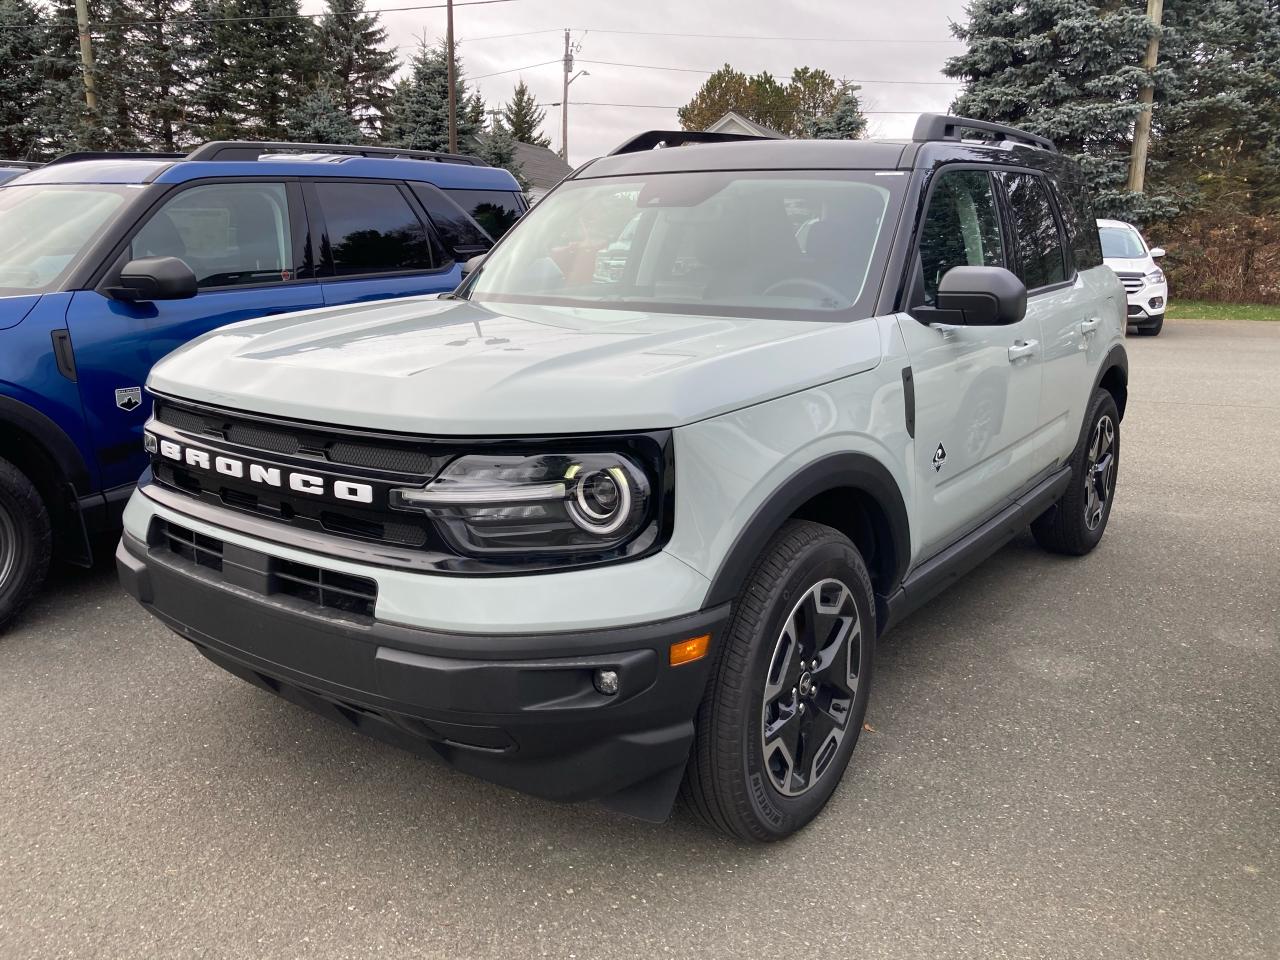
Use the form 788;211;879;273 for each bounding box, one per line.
108;256;198;302
460;254;486;279
1149;246;1166;258
935;266;1027;326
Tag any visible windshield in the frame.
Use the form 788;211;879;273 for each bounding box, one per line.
1099;225;1147;260
0;184;133;296
465;170;903;320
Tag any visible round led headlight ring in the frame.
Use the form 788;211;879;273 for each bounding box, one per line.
568;466;633;535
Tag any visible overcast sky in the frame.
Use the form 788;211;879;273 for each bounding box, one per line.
301;0;973;165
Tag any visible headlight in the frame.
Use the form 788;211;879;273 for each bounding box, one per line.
1145;268;1165;285
391;451;655;557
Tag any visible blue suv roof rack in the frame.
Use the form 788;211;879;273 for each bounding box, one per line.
185;141;485;165
46;151;185;166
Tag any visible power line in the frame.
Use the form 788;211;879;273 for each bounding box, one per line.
471;58;562;80
575;58;961;85
0;0;519;32
555;102;934;113
568;28;962;44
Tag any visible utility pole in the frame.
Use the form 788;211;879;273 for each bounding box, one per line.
1127;0;1164;193
446;0;457;153
560;29;571;161
73;0;97;111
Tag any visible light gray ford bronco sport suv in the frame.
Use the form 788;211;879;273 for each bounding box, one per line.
118;115;1128;841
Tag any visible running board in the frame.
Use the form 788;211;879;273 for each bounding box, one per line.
882;465;1072;633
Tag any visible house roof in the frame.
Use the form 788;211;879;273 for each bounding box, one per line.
512;140;573;191
706;111;787;140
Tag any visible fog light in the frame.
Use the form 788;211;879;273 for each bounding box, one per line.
593;669;620;696
143;432;158;454
1150;296;1164;309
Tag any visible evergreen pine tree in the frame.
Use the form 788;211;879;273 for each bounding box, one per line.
36;0;108;154
187;0;250;139
284;83;363;142
502;79;547;147
943;0;1169;220
314;0;397;140
132;0;192;151
0;0;47;157
383;39;481;152
91;0;148;150
805;84;867;140
475;118;525;186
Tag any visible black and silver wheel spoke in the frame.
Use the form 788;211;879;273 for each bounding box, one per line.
0;505;16;589
1084;414;1116;531
761;578;861;797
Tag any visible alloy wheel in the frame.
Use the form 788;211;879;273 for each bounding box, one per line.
1084;414;1117;531
760;578;861;797
0;502;16;591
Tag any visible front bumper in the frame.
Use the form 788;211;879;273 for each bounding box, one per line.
1126;283;1168;323
117;525;729;821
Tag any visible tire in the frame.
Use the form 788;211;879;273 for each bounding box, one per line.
1134;314;1164;336
1031;389;1120;556
682;520;875;841
0;457;52;633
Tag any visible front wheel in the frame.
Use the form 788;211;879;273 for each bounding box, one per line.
0;457;53;633
682;520;875;841
1032;389;1120;556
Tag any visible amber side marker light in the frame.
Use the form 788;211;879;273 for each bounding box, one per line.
669;635;710;666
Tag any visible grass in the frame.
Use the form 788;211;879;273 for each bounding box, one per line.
1166;300;1280;321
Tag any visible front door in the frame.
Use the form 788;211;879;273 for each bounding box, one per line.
897;168;1045;559
65;179;323;491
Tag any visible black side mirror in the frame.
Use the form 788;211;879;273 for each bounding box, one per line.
936;266;1027;326
107;256;198;302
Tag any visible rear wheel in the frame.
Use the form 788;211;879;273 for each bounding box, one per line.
0;457;52;633
1032;389;1120;556
682;520;875;841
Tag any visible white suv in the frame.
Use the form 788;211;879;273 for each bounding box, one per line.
1098;218;1169;336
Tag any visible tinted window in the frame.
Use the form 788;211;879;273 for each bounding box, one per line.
999;173;1067;290
1053;174;1104;269
917;170;1005;305
445;189;525;240
133;182;292;289
408;182;492;259
315;182;436;276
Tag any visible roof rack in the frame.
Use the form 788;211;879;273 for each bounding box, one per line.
609;130;769;156
913;114;1056;152
0;159;43;169
185;141;485;165
45;151;185;167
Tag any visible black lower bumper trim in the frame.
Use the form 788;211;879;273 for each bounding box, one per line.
117;530;729;821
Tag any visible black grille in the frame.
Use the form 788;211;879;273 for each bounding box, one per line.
153;518;378;620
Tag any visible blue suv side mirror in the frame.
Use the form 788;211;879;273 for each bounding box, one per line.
108;256;198;302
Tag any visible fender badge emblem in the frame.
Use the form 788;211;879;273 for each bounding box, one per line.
115;386;142;411
933;443;947;472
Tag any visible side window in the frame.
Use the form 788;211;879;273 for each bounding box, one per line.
444;188;525;241
132;182;292;289
407;182;492;260
314;182;439;277
998;172;1068;290
1053;176;1104;270
917;170;1005;305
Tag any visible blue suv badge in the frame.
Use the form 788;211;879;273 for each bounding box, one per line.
115;387;142;411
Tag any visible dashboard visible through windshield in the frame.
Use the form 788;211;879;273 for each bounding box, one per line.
465;170;904;320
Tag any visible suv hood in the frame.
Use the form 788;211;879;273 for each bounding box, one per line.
148;296;883;435
1104;256;1154;274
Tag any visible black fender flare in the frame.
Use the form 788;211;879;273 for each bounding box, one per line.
703;452;911;609
1091;343;1129;419
0;394;93;495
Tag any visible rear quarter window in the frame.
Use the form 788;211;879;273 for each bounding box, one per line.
1051;172;1104;271
444;188;526;241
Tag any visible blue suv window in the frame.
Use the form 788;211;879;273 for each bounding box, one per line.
444;188;525;241
132;182;293;288
315;181;439;276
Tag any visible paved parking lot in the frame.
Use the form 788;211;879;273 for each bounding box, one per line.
1;319;1276;959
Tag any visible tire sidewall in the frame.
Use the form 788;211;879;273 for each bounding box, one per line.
738;540;875;837
1077;390;1121;549
0;462;50;630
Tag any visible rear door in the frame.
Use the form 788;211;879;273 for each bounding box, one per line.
65;178;323;491
995;170;1094;469
896;167;1045;558
306;180;460;307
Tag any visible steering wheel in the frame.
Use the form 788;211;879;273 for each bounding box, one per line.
762;277;846;305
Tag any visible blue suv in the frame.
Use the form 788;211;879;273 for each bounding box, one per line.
0;140;525;629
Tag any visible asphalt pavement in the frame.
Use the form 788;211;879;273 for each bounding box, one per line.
1;318;1276;959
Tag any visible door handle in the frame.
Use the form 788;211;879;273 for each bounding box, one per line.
1080;317;1100;335
1008;339;1038;362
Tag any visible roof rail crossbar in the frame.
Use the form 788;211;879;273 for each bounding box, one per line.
46;151;186;167
185;141;484;165
0;160;44;169
913;114;1057;153
609;130;770;156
